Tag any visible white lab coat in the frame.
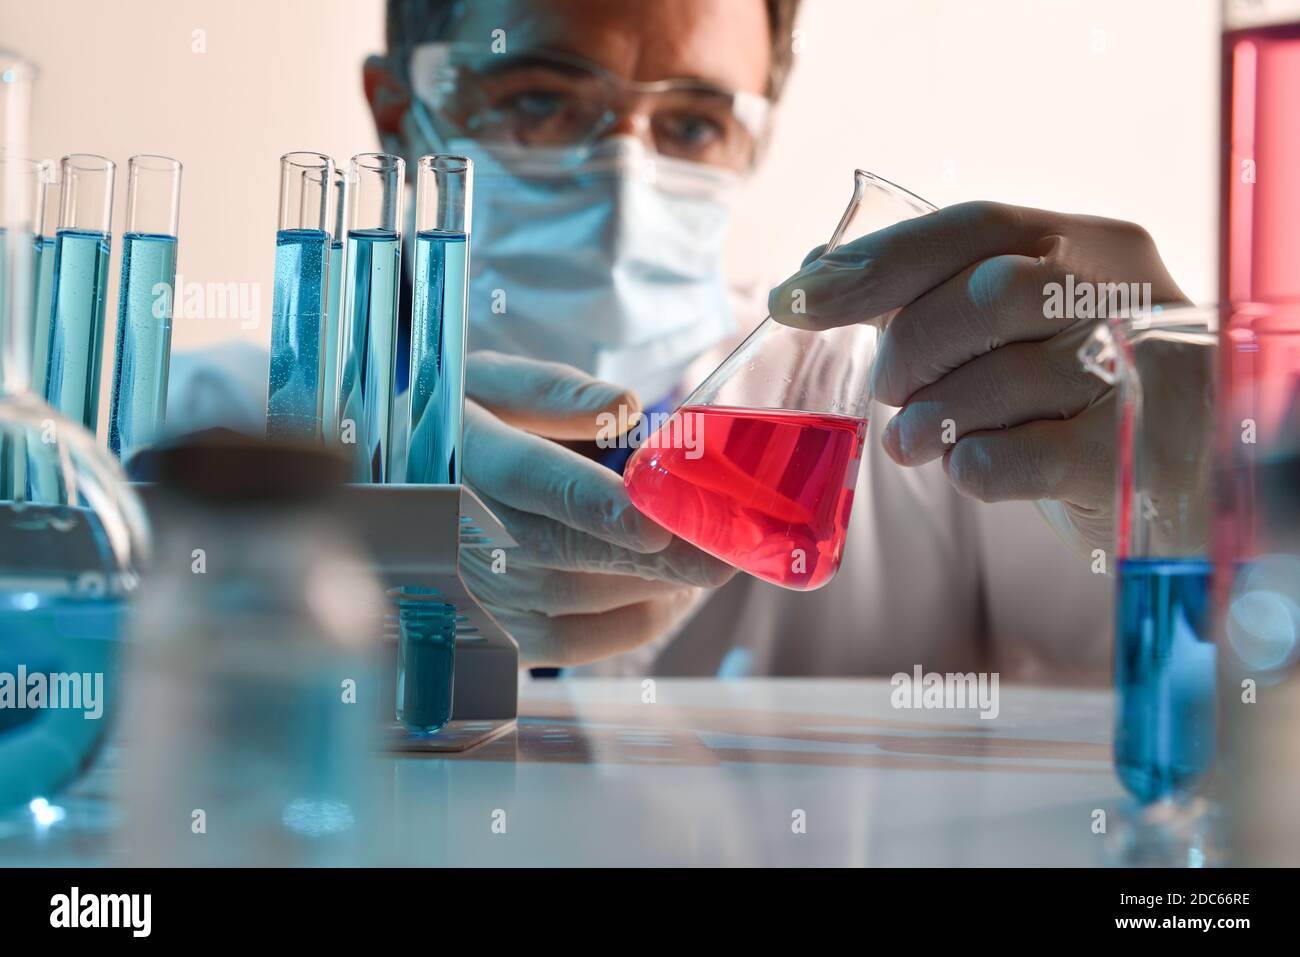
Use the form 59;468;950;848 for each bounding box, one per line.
167;339;1113;684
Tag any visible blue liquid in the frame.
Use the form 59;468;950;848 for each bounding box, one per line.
1115;557;1217;804
31;235;56;399
321;239;344;442
337;229;401;482
107;233;178;464
45;229;112;431
267;228;330;441
405;230;469;485
394;596;455;734
0;502;126;814
0;228;38;501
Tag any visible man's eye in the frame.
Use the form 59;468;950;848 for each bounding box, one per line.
659;113;725;149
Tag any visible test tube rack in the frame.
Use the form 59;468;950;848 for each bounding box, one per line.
133;482;520;753
344;483;519;753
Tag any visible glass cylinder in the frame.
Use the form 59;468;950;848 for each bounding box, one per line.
1218;0;1300;865
45;154;115;430
405;155;472;485
336;153;404;482
267;152;332;442
30;160;57;400
1082;305;1219;806
321;165;347;443
108;155;182;465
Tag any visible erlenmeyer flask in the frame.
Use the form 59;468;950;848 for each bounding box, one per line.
624;170;936;590
1;51;149;816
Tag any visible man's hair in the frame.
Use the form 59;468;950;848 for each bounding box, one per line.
386;0;803;99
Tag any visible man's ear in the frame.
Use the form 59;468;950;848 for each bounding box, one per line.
363;54;410;154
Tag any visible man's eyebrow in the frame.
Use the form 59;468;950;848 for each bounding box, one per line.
470;50;744;98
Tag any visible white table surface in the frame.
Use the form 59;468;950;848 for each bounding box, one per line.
0;678;1133;867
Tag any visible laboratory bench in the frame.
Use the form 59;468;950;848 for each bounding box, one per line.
0;678;1134;867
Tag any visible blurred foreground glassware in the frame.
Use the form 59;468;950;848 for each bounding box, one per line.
121;435;384;865
1217;0;1300;865
1081;304;1219;807
0;51;148;818
624;170;935;590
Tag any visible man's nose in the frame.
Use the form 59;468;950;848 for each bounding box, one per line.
601;108;653;143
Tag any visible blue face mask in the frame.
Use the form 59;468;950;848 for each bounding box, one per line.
409;102;740;401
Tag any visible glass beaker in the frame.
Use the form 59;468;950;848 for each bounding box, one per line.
623;170;936;590
1080;304;1219;806
1;51;149;818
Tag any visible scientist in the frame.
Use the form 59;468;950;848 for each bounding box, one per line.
176;0;1189;679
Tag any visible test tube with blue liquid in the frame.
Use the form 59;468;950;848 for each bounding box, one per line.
390;589;457;734
0;153;41;501
44;154;115;431
30;160;56;399
267;151;332;442
107;155;182;465
321;166;346;444
405;155;471;486
336;152;403;481
1082;306;1219;807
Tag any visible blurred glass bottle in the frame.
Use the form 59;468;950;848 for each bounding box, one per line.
1217;0;1300;865
120;434;385;865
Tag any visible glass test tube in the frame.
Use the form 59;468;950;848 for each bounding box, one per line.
266;151;332;442
390;590;457;734
1;53;38;400
30;160;56;399
321;165;346;443
0;156;40;398
45;153;115;430
404;155;472;486
1;54;40;502
336;152;403;482
107;155;182;465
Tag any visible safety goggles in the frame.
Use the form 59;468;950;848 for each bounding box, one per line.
409;42;772;172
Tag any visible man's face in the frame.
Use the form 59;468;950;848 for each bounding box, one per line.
448;0;771;94
378;0;773;165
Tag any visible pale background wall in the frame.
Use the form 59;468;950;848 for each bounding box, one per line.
1;0;1219;431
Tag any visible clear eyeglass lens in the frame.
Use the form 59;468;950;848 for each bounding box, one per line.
443;59;759;170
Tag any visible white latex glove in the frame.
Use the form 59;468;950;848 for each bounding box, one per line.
769;202;1189;554
460;351;736;668
165;341;268;439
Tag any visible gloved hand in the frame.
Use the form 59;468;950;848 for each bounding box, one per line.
459;351;736;667
768;201;1190;554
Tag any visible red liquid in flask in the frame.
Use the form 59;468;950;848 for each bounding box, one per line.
623;406;867;590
